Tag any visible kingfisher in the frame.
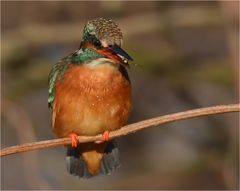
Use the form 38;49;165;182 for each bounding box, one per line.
48;18;133;178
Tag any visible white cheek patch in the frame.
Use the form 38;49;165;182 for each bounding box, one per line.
101;39;121;47
77;49;83;54
101;40;108;48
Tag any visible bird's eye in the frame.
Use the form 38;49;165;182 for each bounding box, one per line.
93;39;101;47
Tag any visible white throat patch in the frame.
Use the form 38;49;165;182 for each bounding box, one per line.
87;58;118;68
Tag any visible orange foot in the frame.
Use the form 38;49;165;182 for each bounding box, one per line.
102;131;110;141
95;131;110;144
69;132;79;148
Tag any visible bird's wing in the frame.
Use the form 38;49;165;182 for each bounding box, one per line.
48;52;76;108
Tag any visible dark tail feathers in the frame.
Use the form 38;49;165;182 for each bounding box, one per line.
66;140;120;178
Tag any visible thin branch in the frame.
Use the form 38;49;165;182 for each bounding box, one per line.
1;104;239;157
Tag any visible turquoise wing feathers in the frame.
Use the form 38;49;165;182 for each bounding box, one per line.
48;53;75;109
48;49;102;108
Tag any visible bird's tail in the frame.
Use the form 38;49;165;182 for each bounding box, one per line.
66;140;120;178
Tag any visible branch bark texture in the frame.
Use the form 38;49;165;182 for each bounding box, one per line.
1;104;239;157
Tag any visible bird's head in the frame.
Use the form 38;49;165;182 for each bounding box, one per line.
80;18;133;67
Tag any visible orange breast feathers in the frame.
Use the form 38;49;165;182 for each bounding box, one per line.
52;63;132;138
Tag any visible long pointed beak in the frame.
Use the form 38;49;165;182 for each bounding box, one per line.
96;45;133;67
109;44;133;61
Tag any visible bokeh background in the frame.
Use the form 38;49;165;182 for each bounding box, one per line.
1;1;239;190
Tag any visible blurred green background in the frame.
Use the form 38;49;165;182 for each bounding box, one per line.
1;1;239;190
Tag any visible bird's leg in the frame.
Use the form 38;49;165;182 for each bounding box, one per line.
102;131;110;141
95;130;109;144
69;132;79;148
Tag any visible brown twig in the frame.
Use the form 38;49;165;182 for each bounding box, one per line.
1;104;239;157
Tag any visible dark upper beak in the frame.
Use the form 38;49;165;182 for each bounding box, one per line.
109;44;133;62
96;44;133;67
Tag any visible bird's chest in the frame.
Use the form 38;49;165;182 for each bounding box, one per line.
53;63;131;137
